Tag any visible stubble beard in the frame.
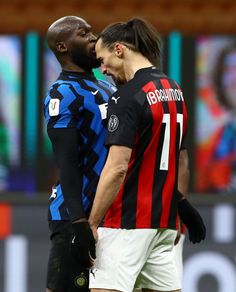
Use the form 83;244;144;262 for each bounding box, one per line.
71;51;100;72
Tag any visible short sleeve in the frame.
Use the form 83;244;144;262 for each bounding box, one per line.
106;91;145;148
45;83;83;129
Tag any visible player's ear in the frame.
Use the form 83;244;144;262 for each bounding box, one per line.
114;43;124;58
56;42;68;53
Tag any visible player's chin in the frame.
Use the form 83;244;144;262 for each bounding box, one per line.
113;76;126;86
90;50;96;57
90;55;100;68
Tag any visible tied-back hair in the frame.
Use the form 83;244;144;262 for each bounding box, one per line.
98;18;162;67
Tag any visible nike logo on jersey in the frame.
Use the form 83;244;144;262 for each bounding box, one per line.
111;96;120;104
91;90;99;95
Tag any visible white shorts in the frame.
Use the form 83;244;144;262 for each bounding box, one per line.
173;233;185;283
89;228;181;292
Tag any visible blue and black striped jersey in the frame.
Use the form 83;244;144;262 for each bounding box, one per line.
44;70;116;221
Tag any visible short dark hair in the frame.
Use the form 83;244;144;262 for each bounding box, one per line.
98;17;162;67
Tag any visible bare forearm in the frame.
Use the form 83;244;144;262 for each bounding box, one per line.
178;166;189;197
178;149;190;198
89;162;126;227
89;145;131;227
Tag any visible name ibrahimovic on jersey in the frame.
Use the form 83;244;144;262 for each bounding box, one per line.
147;88;184;105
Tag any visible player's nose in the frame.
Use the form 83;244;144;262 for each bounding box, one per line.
101;64;107;75
88;32;97;42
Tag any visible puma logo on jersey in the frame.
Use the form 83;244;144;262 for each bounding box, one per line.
111;96;120;104
90;268;98;279
91;90;99;95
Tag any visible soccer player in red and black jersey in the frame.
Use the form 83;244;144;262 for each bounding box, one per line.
89;18;206;292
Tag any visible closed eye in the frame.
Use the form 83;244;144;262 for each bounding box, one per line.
77;28;90;38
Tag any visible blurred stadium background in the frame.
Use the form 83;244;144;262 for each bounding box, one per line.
0;0;236;291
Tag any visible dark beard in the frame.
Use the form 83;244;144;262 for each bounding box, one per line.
114;78;125;87
71;50;100;72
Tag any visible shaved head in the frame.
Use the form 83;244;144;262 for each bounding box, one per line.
46;16;89;53
46;15;99;72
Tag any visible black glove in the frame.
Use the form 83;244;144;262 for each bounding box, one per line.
71;221;96;268
178;198;206;244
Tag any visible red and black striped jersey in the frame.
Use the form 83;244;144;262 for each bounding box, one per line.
103;66;188;229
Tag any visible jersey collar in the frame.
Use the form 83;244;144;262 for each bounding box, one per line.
133;66;162;78
61;70;96;80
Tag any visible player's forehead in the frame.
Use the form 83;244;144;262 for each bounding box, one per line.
75;19;91;30
95;39;108;56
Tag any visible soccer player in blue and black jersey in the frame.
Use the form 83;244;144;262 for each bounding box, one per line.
44;16;116;292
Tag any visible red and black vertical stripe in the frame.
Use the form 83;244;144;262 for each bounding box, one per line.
103;71;187;229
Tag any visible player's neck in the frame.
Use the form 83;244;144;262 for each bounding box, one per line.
61;62;90;73
124;53;152;81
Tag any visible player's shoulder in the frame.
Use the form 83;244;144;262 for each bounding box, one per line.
48;78;85;103
93;79;117;95
166;77;182;90
114;77;145;104
108;82;145;111
44;80;78;115
97;79;116;88
158;71;183;91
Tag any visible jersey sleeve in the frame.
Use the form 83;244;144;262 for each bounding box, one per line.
105;91;145;148
44;83;82;129
45;82;85;222
47;128;85;222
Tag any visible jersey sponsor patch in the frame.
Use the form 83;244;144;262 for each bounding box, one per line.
49;99;60;116
49;187;57;199
111;85;117;92
98;103;108;120
74;272;88;287
108;114;119;132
